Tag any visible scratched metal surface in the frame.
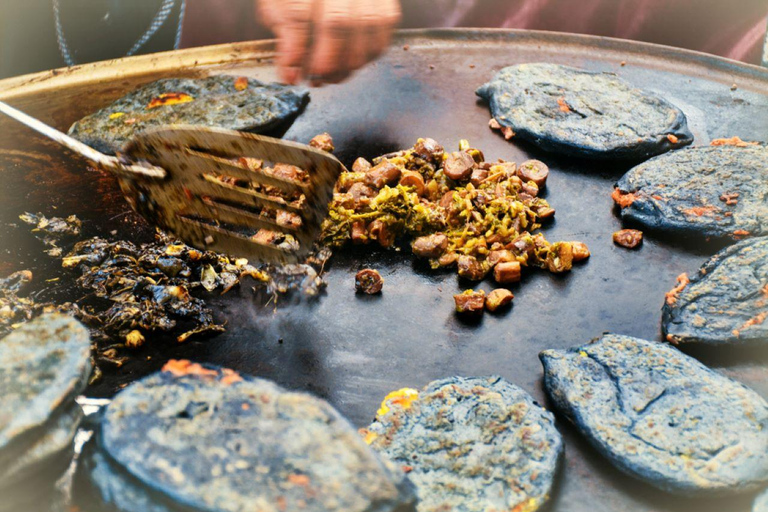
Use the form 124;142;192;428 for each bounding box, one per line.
1;29;767;512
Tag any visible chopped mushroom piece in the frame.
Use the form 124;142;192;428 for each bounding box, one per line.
454;289;486;316
352;157;372;173
399;171;426;196
517;160;549;188
571;242;591;261
365;162;402;189
457;255;488;281
355;269;383;294
494;261;522;283
308;132;334;152
486;289;514;312
613;229;643;249
443;152;475;181
412;234;449;259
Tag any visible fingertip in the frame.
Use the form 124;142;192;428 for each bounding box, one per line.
280;66;302;85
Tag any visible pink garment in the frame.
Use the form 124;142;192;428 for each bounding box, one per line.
181;0;768;66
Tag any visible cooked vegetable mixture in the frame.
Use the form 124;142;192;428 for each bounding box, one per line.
321;138;588;292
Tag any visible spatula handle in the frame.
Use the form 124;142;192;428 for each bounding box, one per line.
0;100;166;180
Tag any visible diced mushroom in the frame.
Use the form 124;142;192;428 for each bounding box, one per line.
351;220;367;244
364;162;402;189
521;181;539;197
571;241;591;261
309;133;334;152
486;249;514;267
348;182;377;201
368;219;395;248
545;242;574;273
412;233;449;259
470;168;489;187
486;289;514;312
355;269;383;294
399;171;426;196
454;289;486;316
252;229;278;245
413;138;444;162
517;160;549;188
613;229;643;249
443;151;475;181
493;261;521;283
352;157;372;173
270;163;305;182
457;255;488;281
437;252;458;267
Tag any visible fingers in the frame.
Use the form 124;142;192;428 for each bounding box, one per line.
307;0;354;83
257;0;313;84
367;0;400;60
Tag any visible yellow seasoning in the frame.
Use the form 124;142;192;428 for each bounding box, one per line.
109;112;125;120
147;92;194;109
376;388;419;417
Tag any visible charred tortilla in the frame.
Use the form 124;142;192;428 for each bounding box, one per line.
663;237;768;345
79;360;416;512
613;143;768;239
68;76;309;155
362;376;563;512
476;63;693;159
541;334;768;495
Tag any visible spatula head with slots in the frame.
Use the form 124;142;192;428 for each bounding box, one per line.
119;126;343;264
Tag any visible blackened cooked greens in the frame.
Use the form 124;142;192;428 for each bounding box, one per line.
19;212;81;257
321;138;588;289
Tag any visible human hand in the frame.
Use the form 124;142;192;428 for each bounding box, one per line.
256;0;401;85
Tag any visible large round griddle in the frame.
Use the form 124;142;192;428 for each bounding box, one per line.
1;30;767;512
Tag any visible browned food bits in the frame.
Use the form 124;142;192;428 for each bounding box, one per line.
454;289;486;315
457;255;488;281
545;242;573;273
494;261;521;283
486;289;514;312
308;132;334;152
613;229;643;249
364;162;402;189
443;152;476;181
412;233;449;259
571;241;591;261
413;138;444;162
368;220;395;248
352;157;372;173
399;171;426;196
517;160;549;188
355;269;383;294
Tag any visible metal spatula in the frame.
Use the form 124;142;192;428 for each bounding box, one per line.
0;100;343;264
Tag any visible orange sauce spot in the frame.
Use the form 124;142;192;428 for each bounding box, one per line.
665;273;690;306
162;359;218;378
220;368;243;386
401;465;413;473
666;134;679;144
611;188;637;208
234;77;248;91
733;311;768;338
733;229;750;238
288;474;310;486
147;92;194;109
241;403;250;410
682;206;718;216
557;97;571;113
710;136;758;147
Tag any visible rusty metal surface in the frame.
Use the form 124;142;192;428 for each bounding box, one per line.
1;29;767;512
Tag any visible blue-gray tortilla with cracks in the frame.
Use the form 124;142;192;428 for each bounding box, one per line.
90;361;416;512
364;376;563;512
0;313;90;471
613;144;768;239
754;488;768;512
68;76;309;155
476;63;692;159
540;334;768;495
663;237;768;346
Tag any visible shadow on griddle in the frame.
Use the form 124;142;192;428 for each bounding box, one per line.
675;342;768;368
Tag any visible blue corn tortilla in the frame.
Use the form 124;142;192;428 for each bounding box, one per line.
662;237;768;345
754;488;768;512
86;360;416;512
0;313;90;470
476;63;693;159
363;376;563;512
613;143;768;239
68;76;309;155
540;334;768;495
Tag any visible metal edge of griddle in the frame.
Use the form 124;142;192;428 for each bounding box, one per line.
1;28;767;102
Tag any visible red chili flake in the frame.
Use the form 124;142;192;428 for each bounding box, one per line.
288;474;310;486
401;465;413;473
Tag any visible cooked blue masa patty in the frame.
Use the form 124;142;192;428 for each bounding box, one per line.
540;334;768;495
663;237;768;345
476;63;692;159
68;76;309;155
613;143;768;239
363;376;562;512
755;488;768;512
0;313;90;470
91;360;416;512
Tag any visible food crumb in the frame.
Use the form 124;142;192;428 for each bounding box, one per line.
486;289;514;312
620;61;626;67
730;83;738;91
403;45;410;51
355;269;383;295
454;289;486;316
666;134;679;144
309;132;334;153
613;229;643;249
